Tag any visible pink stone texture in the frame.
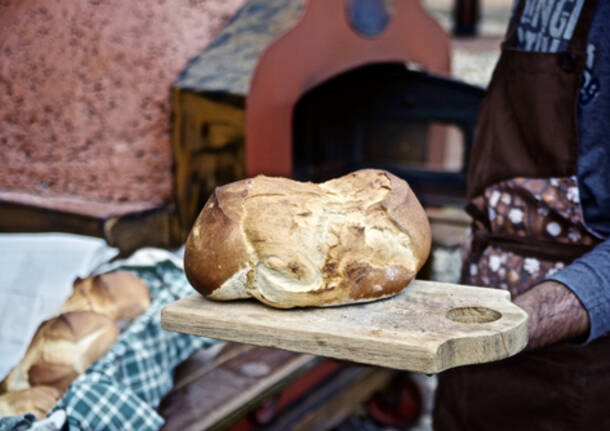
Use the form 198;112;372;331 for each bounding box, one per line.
0;0;245;214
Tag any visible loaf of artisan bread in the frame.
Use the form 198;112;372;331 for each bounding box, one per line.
0;386;62;419
184;169;430;308
0;311;119;393
58;271;150;322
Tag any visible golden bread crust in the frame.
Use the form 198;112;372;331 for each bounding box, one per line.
184;169;431;308
0;311;119;393
59;271;150;321
184;179;252;296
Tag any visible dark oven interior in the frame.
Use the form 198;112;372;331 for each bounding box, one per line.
292;62;485;207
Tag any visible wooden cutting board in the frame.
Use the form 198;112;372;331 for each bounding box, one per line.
161;280;528;374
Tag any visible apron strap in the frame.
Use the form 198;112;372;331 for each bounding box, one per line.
568;0;600;52
503;0;527;48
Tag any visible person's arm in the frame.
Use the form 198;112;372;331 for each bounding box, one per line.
514;281;589;350
514;239;610;350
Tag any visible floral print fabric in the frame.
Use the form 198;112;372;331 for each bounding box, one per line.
464;176;599;297
475;176;597;246
465;245;566;297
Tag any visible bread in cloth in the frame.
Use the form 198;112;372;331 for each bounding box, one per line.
0;311;119;393
0;386;62;419
58;271;150;322
184;169;431;308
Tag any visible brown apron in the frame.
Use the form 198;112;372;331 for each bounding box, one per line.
434;1;610;429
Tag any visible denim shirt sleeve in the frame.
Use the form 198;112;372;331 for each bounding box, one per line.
545;238;610;343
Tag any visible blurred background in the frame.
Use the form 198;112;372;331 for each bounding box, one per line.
0;0;513;429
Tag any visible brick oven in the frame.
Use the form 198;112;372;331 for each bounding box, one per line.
172;0;485;242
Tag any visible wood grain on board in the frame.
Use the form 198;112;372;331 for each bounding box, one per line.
162;280;528;374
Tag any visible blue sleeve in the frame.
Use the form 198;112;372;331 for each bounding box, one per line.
545;238;610;343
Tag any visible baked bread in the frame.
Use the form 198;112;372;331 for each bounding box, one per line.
0;386;62;419
57;271;150;322
184;169;430;308
0;311;119;393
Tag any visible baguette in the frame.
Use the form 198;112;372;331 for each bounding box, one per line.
58;271;150;322
1;311;119;393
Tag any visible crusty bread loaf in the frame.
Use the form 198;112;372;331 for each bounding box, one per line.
184;169;430;308
0;311;119;393
0;272;145;400
0;386;62;419
58;271;150;322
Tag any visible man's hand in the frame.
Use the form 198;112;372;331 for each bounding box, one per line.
513;281;590;350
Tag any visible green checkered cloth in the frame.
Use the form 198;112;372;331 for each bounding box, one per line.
52;260;217;431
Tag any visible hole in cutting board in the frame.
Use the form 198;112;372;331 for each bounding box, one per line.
446;307;501;324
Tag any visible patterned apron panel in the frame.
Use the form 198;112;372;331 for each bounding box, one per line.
463;176;600;297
